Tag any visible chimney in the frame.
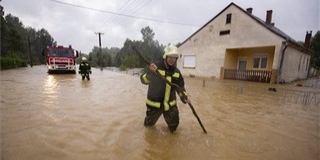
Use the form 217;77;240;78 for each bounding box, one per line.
246;8;253;14
304;31;312;48
266;10;273;24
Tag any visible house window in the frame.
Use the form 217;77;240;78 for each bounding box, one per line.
226;13;232;24
219;30;230;36
183;55;196;68
303;56;306;70
298;55;302;71
253;57;268;69
306;57;309;71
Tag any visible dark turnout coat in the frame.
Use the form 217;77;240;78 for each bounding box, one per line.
79;61;91;75
140;60;187;111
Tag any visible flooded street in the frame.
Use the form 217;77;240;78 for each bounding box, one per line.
1;65;319;160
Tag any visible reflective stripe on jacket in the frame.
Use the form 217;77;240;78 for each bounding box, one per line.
79;62;91;74
140;60;186;111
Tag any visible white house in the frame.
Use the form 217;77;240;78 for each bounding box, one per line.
177;2;312;83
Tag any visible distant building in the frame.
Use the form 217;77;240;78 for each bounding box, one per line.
177;2;312;83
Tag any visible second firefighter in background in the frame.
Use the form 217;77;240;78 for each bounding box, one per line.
79;57;92;80
140;44;191;133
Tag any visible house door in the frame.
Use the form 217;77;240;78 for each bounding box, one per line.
238;60;247;71
237;59;247;79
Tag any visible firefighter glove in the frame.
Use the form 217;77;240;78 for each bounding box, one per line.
180;96;188;104
179;91;188;104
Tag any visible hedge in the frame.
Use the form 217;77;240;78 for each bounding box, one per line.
0;57;27;70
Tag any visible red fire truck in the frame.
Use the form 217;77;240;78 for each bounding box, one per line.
42;45;79;74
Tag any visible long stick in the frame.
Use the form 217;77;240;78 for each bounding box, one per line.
132;45;207;133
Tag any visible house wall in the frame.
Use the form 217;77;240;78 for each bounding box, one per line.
178;4;285;78
225;47;275;70
224;49;238;69
279;45;310;82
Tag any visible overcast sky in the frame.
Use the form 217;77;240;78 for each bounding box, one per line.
2;0;319;53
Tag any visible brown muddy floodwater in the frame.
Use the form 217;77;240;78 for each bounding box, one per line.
1;65;319;160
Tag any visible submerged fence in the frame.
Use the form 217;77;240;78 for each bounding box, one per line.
105;67;144;76
281;89;320;106
184;77;320;107
224;69;272;83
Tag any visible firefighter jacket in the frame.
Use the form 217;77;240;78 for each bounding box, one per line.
79;62;91;75
140;60;187;111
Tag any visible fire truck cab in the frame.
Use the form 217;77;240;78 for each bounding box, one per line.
42;45;79;74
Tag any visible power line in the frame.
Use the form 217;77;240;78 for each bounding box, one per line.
98;0;131;29
107;0;153;30
49;0;200;27
99;0;143;30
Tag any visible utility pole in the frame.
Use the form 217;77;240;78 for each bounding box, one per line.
95;32;104;70
28;37;33;67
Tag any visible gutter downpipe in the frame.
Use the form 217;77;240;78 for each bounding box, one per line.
278;41;288;83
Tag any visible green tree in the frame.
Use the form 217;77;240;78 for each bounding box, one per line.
140;26;163;62
1;5;55;69
310;31;320;69
25;27;36;65
113;26;164;69
0;0;8;55
114;38;137;67
108;47;120;66
36;28;54;63
3;14;26;56
86;46;120;67
88;26;166;70
141;26;155;46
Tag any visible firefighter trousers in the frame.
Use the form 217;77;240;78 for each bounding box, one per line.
144;104;179;133
81;74;90;80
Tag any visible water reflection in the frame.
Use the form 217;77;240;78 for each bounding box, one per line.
44;75;59;94
43;75;59;108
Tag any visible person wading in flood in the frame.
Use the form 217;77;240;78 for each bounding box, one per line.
140;44;191;133
78;57;92;81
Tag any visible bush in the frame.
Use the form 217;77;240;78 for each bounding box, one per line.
119;64;127;71
1;51;28;70
0;57;27;70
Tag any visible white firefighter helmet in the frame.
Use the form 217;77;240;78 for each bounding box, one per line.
82;57;87;61
163;44;180;59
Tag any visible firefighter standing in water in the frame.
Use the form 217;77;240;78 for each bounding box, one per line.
140;44;191;133
78;57;92;80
